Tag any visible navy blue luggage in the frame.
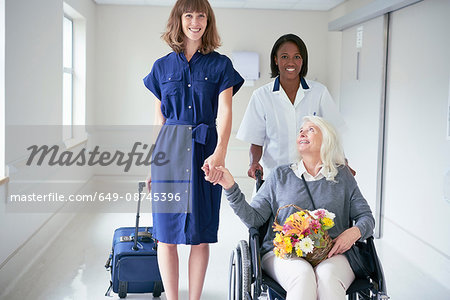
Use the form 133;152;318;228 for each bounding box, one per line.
105;182;164;298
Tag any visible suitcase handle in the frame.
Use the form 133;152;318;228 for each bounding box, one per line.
132;182;146;251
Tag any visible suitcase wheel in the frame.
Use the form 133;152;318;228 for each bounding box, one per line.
153;280;163;297
118;281;127;298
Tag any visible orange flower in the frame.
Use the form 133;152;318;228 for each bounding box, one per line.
284;214;310;236
273;223;284;232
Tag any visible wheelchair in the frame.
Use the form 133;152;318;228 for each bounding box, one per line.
228;172;389;300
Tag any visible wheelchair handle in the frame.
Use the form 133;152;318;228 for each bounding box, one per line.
255;170;264;191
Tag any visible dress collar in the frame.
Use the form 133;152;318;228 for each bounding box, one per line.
180;50;203;64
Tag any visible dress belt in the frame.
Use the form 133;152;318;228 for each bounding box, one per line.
165;119;215;145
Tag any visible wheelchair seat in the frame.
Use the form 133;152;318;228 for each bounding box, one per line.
229;222;389;300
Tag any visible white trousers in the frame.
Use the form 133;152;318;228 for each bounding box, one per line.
261;251;355;300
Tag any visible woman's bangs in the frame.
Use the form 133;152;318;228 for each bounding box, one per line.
179;0;209;15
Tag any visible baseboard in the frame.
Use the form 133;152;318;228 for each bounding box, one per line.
383;216;450;288
0;205;76;298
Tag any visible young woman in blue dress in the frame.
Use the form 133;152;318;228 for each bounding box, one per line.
143;0;244;299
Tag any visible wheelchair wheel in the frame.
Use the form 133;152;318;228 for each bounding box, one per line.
228;240;251;300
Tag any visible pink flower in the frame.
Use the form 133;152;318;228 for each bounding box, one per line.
314;209;326;219
310;219;321;230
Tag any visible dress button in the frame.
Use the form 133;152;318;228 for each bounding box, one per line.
188;105;192;109
186;169;189;173
187;148;191;151
205;77;208;80
188;84;191;87
168;77;171;80
188;126;192;130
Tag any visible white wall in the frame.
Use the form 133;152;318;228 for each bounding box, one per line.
0;0;96;292
0;0;4;179
94;5;332;177
5;0;62;126
382;0;450;287
2;0;62;266
3;0;449;295
326;0;373;103
339;15;386;230
330;0;450;289
1;2;334;271
93;6;331;128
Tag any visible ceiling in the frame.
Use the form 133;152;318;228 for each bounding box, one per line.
93;0;347;11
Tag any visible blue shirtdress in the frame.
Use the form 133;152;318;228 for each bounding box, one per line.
143;51;244;245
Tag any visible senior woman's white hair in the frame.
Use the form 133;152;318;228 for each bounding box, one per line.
301;115;346;181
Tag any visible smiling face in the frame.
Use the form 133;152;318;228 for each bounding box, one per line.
181;11;207;43
297;121;323;156
274;41;303;81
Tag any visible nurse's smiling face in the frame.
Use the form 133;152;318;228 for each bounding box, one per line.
274;41;303;81
181;11;207;43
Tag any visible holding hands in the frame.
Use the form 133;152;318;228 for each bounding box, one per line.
203;165;235;190
202;149;225;184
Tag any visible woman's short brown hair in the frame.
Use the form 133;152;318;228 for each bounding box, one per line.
162;0;221;54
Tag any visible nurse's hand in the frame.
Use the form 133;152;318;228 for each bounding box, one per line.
206;166;235;190
248;162;263;180
203;151;225;184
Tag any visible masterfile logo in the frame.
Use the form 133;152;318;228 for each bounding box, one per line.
5;125;193;213
25;142;169;172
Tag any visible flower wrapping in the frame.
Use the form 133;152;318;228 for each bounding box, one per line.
273;204;335;266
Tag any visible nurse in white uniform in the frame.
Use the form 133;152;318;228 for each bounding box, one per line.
237;33;347;180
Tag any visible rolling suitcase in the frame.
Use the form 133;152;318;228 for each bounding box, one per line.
105;182;164;298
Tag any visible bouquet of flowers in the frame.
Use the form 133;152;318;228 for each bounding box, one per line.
273;204;335;267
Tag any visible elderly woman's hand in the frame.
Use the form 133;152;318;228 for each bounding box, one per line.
203;166;235;190
202;150;226;184
327;227;361;258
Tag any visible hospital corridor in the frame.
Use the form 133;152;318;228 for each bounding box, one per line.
1;0;449;299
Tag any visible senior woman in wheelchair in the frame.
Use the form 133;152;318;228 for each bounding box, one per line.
204;115;375;300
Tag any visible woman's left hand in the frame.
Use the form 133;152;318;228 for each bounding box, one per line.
202;150;225;184
327;226;361;258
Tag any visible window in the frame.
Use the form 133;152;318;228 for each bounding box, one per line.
63;3;87;148
63;15;73;140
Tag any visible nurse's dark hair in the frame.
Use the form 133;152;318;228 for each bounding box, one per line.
270;34;308;78
162;0;221;54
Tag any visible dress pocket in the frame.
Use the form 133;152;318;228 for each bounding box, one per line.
192;72;220;99
161;72;183;100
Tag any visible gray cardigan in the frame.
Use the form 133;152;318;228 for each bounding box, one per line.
224;164;375;256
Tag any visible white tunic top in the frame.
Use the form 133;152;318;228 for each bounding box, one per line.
236;77;346;177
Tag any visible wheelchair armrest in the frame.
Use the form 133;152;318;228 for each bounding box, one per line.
249;227;260;240
248;226;263;298
366;236;387;294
